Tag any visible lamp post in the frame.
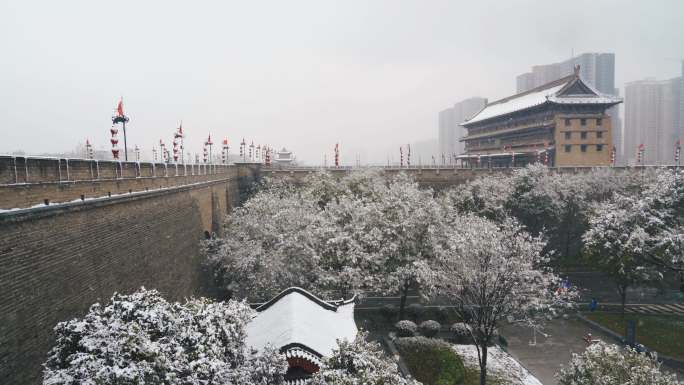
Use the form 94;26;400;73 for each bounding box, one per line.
112;98;130;161
85;139;94;159
205;134;213;164
174;123;184;164
222;138;230;164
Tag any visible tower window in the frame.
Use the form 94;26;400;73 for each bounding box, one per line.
597;131;604;139
596;144;604;151
564;132;571;140
597;118;603;126
581;131;588;140
581;144;588;152
581;118;587;126
565;118;571;126
564;145;572;152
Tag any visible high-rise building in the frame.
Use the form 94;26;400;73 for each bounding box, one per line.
624;76;683;165
438;97;487;158
681;61;684;156
517;53;616;95
516;53;622;163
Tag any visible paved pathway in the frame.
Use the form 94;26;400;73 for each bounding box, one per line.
500;317;617;385
501;316;683;385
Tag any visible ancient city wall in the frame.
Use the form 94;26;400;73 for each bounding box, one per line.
0;158;261;384
0;156;240;210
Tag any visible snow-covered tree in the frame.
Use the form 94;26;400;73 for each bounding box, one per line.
439;173;513;223
310;332;421;385
556;342;679;385
328;172;444;318
505;164;563;238
583;193;662;315
420;215;574;385
43;288;287;385
583;168;684;309
640;168;684;275
205;183;334;301
206;169;444;315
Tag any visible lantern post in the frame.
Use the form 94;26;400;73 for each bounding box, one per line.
205;134;213;164
112;98;129;161
675;139;681;167
222;138;230;164
334;143;340;167
85;139;94;159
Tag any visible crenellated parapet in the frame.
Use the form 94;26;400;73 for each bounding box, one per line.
0;156;263;210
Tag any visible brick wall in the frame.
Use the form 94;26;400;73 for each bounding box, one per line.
0;163;261;384
0;156;242;210
0;156;225;185
554;114;613;167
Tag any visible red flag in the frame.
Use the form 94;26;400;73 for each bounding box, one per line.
116;98;124;117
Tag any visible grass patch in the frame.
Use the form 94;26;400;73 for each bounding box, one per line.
462;366;508;385
586;312;684;360
395;336;465;385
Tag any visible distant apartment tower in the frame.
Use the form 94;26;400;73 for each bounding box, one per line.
516;53;623;163
624;74;683;165
681;60;684;154
438;97;487;157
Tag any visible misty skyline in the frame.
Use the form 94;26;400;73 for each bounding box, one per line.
2;0;683;164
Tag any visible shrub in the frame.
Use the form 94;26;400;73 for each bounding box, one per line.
395;320;418;337
312;331;415;385
450;322;473;344
380;304;397;322
557;342;679;385
394;336;465;385
406;303;425;322
419;320;441;338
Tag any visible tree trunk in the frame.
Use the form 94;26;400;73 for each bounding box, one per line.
619;284;628;318
479;344;488;385
564;228;571;260
398;281;409;320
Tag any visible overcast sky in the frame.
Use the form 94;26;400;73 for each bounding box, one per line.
1;0;683;164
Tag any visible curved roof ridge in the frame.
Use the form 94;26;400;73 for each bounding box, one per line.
255;287;354;312
485;73;577;107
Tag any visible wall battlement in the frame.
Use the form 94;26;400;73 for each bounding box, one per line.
0;156;257;210
261;165;646;189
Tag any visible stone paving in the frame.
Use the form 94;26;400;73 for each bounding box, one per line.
501;316;684;385
499;317;616;385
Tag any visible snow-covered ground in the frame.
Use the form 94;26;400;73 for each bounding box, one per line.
452;344;543;385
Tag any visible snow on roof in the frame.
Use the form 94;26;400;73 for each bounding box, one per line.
464;74;621;126
465;83;567;125
245;287;357;358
